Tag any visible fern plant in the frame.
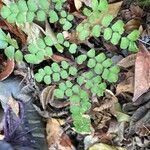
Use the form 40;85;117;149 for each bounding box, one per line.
0;29;23;62
76;0;140;52
34;48;119;133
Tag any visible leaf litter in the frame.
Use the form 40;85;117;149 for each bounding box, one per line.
0;0;150;150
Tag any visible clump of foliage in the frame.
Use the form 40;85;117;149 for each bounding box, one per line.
0;29;23;62
34;48;119;133
137;0;150;6
76;0;140;52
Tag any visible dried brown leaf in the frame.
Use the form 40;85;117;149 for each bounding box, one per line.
117;54;136;68
133;44;150;102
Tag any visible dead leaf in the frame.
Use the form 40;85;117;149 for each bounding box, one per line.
46;118;75;150
125;19;141;33
0;55;15;81
74;0;82;10
116;70;134;95
7;96;19;117
117;54;136;68
133;43;150;102
89;143;127;150
40;85;55;110
130;4;143;18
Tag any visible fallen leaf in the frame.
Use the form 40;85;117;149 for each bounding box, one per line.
0;55;15;81
7;96;19;117
89;143;127;150
117;54;136;68
133;43;150;102
46;118;75;150
74;0;82;10
116;70;134;95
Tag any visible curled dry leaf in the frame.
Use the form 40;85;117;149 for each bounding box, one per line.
51;54;69;63
117;54;136;68
0;56;15;81
40;85;69;109
129;4;143;18
125;19;141;33
133;43;150;102
116;70;134;95
46;118;75;150
74;0;82;10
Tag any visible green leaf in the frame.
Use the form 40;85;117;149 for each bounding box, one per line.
77;76;85;85
57;33;64;44
54;89;64;99
94;63;103;74
61;61;69;69
24;54;39;64
0;29;7;41
7;14;17;23
10;3;19;14
110;32;121;45
52;73;60;82
0;40;8;49
34;73;43;82
72;85;80;94
87;58;96;68
44;66;52;75
76;54;87;64
38;0;49;10
36;50;45;61
38;68;46;76
107;72;118;82
127;30;140;41
49;10;59;23
102;68;109;80
15;50;23;62
18;0;28;12
102;58;112;68
92;0;99;11
92;76;102;84
85;80;93;89
69;43;77;54
63;21;72;31
128;41;138;52
37;10;46;21
44;36;53;46
45;47;53;57
1;6;11;19
27;0;38;12
91;25;101;37
65;89;73;97
104;27;112;40
69;66;77;76
76;24;84;32
69;95;80;103
51;63;61;72
37;38;46;49
44;75;51;85
101;15;113;27
83;8;92;17
87;48;95;58
98;0;108;11
66;81;73;88
112;20;124;34
59;82;67;91
120;37;129;49
67;14;74;21
83;71;94;79
79;30;90;41
4;46;15;59
28;44;38;54
109;66;120;74
98;82;106;91
60;70;68;79
16;13;26;24
55;43;64;53
60;10;67;18
63;41;70;47
26;11;35;23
